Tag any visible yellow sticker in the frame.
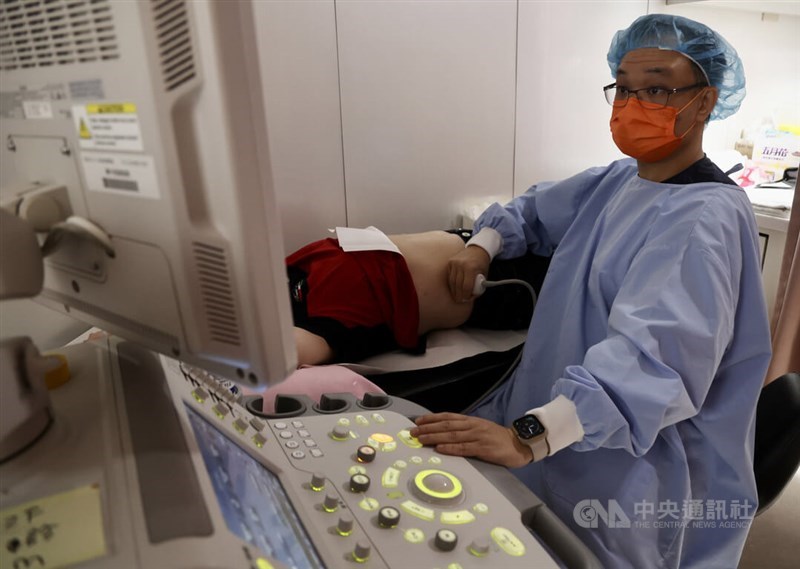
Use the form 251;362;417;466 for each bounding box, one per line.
0;484;107;569
86;103;137;114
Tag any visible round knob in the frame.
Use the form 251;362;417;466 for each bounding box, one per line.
331;425;350;441
356;445;376;463
322;493;339;512
378;506;400;528
310;473;326;492
468;537;490;557
349;473;371;493
360;392;390;409
336;515;354;536
317;394;349;412
435;529;458;552
352;541;371;563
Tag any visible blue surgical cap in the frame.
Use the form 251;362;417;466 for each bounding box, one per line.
607;14;745;121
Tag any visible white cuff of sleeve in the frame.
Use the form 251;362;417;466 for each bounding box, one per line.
465;227;503;261
529;395;584;456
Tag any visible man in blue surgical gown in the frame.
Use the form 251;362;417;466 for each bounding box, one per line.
411;14;771;568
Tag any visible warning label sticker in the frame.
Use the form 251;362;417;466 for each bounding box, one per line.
72;102;143;151
80;151;160;199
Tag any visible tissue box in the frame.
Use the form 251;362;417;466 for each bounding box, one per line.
751;130;800;181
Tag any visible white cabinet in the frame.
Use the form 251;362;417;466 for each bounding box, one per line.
755;213;790;319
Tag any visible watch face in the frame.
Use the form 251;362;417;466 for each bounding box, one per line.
513;415;545;440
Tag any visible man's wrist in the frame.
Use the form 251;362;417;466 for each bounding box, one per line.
508;427;536;465
466;227;502;261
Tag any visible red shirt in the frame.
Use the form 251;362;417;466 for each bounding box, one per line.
286;239;420;349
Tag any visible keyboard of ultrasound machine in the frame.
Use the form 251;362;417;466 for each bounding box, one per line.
0;339;600;569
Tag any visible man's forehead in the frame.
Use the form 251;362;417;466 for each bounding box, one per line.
617;48;693;76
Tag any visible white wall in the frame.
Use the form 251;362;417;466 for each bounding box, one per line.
336;0;518;234
252;0;347;253
514;1;645;190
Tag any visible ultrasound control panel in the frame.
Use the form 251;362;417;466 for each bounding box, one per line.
0;338;599;569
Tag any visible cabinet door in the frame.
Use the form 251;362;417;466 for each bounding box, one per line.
337;0;517;233
515;1;646;193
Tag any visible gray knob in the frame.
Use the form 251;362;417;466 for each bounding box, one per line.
323;493;339;512
378;506;400;528
337;515;354;536
352;541;371;562
349;473;371;493
435;528;458;552
468;537;491;557
331;425;350;440
309;473;326;491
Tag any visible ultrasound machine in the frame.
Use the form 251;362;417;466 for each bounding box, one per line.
0;2;599;568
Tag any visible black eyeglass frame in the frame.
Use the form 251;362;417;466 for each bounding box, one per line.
602;82;708;108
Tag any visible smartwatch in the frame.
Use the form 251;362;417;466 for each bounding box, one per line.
512;414;549;463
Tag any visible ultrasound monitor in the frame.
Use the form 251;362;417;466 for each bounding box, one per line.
0;0;296;386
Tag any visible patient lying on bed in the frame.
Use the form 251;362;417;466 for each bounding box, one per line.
287;229;546;366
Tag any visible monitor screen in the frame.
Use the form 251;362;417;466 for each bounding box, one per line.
0;0;296;386
185;405;325;569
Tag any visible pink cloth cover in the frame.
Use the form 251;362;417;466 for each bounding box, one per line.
244;365;386;414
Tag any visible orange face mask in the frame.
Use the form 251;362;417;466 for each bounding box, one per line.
610;90;705;163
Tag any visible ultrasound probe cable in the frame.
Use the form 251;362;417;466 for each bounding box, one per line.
460;275;537;415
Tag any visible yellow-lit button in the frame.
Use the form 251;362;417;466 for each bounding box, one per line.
393;460;408;470
369;433;393;444
256;558;275;569
410;456;423;465
440;510;476;525
233;418;248;434
252;433;267;448
212;403;229;419
356;415;369;426
397;429;422;448
386;490;404;500
372;413;386;423
473;503;489;515
400;500;435;521
491;527;526;557
447;563;464;569
368;433;396;452
404;528;426;544
349;465;367;476
359;497;380;511
428;456;442;465
192;387;209;404
43;353;70;390
381;467;401;489
337;417;351;426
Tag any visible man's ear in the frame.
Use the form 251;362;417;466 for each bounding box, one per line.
697;87;719;123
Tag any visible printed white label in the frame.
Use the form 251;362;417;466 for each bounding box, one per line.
22;100;53;119
72;103;143;151
80;152;160;199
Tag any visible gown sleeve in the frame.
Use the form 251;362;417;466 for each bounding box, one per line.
473;163;622;259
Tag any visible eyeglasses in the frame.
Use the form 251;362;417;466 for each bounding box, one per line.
603;82;707;108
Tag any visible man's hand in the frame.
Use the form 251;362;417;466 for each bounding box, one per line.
447;246;490;303
410;413;533;468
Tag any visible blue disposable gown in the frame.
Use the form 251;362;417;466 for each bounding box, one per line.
471;159;771;568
